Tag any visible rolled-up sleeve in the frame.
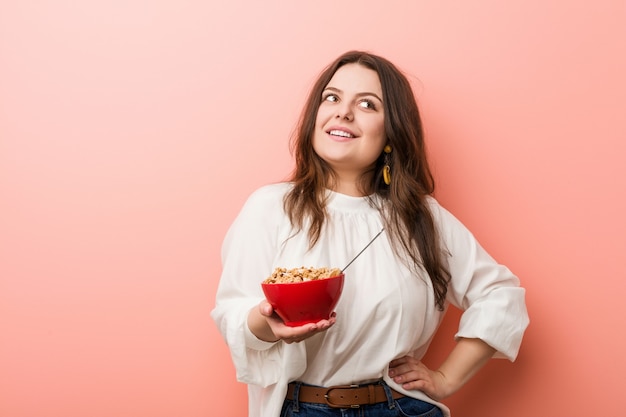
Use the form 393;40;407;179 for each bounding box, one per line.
210;186;287;387
433;202;529;361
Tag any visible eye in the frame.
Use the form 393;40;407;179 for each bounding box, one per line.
322;93;339;103
358;99;377;110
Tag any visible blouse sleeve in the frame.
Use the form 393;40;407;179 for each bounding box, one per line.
210;185;289;387
432;201;530;361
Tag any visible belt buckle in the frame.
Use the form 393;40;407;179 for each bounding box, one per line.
324;384;361;409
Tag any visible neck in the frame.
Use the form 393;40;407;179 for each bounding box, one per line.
330;172;373;197
332;182;364;197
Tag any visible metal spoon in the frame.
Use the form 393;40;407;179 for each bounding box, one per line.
341;228;385;273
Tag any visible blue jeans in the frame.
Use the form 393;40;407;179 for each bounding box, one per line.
280;381;444;417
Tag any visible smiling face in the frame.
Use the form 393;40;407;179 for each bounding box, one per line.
312;63;386;191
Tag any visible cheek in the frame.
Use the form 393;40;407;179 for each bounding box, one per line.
311;126;324;155
315;105;333;126
366;122;386;161
367;118;386;143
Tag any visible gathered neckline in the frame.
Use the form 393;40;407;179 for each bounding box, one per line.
325;189;381;213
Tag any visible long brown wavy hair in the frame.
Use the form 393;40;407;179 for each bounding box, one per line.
284;50;450;310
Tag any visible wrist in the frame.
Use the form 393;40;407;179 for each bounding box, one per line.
247;305;279;343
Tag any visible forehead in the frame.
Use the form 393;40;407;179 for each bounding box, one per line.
326;63;382;96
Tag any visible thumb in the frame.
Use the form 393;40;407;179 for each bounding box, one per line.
260;301;274;317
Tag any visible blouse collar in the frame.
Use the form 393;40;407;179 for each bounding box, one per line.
325;189;380;213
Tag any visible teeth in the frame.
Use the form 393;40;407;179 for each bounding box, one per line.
329;130;354;138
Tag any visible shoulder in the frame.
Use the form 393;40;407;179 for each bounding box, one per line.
425;196;469;234
245;182;293;207
237;182;293;218
226;182;293;236
424;195;447;220
424;196;479;250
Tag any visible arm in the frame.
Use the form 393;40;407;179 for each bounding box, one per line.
211;185;294;385
389;337;496;401
388;200;528;400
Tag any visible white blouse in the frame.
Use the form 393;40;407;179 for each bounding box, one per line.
211;183;529;417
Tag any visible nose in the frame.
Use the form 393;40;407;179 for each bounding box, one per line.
335;105;353;121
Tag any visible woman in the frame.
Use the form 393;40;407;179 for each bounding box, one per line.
211;50;529;417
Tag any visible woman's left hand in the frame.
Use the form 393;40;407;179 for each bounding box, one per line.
388;356;450;401
389;339;496;402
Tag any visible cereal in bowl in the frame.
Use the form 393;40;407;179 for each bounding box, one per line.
263;266;342;284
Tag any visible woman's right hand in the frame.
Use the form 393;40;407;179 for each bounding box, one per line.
248;300;336;344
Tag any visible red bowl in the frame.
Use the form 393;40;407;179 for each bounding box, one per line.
261;274;345;327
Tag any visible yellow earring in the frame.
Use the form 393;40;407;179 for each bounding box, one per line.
383;145;392;185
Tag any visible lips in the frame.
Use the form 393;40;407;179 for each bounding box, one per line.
326;127;357;139
328;129;354;138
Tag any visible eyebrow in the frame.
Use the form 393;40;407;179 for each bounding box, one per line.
323;86;383;103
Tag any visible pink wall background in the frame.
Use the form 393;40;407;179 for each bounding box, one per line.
1;1;624;416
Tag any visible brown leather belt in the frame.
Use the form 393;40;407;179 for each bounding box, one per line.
286;382;405;408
